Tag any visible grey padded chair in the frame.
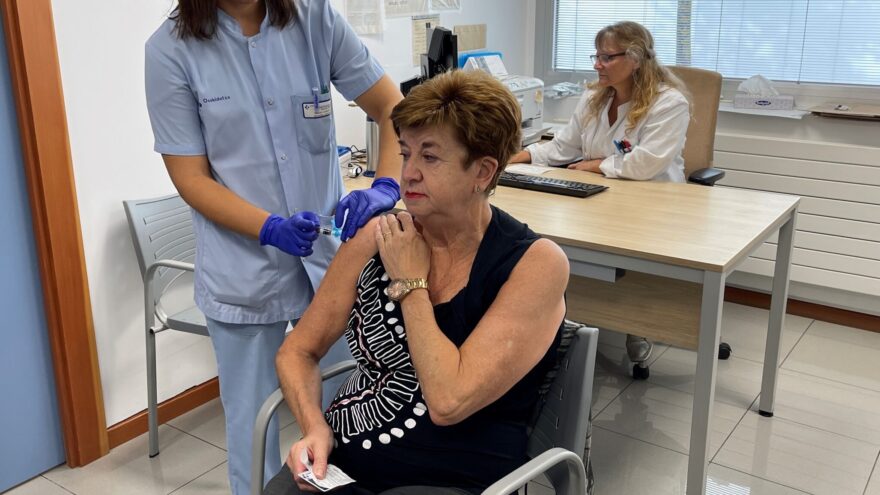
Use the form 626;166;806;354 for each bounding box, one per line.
123;194;207;458
251;324;599;495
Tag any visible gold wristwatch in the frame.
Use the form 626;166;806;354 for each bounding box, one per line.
387;278;429;301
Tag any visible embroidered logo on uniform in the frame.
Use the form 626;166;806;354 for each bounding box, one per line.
199;96;231;108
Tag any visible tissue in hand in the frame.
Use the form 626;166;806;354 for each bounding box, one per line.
734;75;794;110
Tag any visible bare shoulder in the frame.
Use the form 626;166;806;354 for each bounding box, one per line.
511;238;569;286
334;217;381;266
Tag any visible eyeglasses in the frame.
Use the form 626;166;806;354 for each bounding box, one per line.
590;52;627;64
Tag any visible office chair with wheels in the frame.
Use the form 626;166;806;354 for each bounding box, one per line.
673;65;731;357
123;194;207;458
625;66;731;380
251;323;599;495
668;66;727;187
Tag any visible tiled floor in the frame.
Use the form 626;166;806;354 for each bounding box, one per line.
6;302;880;495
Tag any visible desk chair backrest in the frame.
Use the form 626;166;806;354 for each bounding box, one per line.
527;324;599;462
667;66;722;177
123;194;195;303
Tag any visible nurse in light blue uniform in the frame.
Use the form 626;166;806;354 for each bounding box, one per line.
145;0;403;493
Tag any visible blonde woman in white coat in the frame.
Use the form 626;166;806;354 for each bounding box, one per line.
511;20;690;376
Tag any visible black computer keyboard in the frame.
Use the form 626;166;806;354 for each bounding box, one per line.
497;172;608;198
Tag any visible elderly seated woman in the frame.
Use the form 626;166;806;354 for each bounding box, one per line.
265;70;570;495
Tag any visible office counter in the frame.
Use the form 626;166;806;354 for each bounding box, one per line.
345;169;800;495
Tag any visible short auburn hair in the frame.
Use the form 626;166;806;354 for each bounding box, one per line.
391;70;522;191
172;0;297;40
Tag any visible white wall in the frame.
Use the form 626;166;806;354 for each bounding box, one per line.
50;0;530;426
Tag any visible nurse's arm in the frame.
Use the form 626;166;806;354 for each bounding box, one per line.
354;74;403;180
162;154;269;238
275;218;379;436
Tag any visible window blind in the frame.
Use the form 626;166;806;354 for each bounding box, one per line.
553;0;880;86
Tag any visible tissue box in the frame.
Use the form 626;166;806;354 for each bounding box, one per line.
734;93;795;110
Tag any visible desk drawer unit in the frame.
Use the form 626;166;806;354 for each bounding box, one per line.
714;134;880;315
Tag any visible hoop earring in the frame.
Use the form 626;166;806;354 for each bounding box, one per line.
474;185;482;194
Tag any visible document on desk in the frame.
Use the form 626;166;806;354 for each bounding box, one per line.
505;164;553;176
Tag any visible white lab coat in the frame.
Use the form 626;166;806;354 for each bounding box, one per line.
527;86;689;182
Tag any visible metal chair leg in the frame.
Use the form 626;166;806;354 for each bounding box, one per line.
147;326;159;457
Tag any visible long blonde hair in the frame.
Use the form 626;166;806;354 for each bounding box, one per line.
585;21;689;133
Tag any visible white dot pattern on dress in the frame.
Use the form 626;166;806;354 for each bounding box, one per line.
379;433;391;444
362;439;372;449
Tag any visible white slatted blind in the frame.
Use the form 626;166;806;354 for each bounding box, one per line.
553;0;880;86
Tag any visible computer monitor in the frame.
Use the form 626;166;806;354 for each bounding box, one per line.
421;26;458;80
400;25;458;96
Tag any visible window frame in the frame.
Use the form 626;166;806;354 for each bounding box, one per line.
533;0;880;105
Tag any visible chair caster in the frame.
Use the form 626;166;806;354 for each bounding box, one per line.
632;363;649;380
718;342;732;360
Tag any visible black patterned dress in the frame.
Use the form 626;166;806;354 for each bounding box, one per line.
325;206;562;493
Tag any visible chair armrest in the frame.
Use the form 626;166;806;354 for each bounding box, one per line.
250;360;358;495
481;448;586;495
320;360;359;381
144;259;196;331
687;167;726;186
146;259;195;276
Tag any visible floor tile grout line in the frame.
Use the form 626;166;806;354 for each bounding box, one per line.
777;365;880;395
591;377;633;418
592;424;691;458
779;319;816;368
39;474;78;495
600;364;880;470
710;395;759;465
761;410;880;448
593;365;760;421
591;338;672;418
166;459;227;495
166;423;229;452
636;369;758;411
721;418;880;492
863;450;880;495
710;462;816;495
649;342;671;367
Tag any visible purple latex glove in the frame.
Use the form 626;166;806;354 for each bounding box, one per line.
335;177;400;241
259;211;319;257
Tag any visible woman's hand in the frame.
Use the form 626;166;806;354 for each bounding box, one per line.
286;423;335;493
567;158;604;174
509;149;531;164
376;212;430;280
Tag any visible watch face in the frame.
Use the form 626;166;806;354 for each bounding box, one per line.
387;280;408;301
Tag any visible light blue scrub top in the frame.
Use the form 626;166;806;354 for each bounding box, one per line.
145;0;384;324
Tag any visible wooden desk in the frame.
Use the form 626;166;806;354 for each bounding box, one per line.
346;169;799;495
